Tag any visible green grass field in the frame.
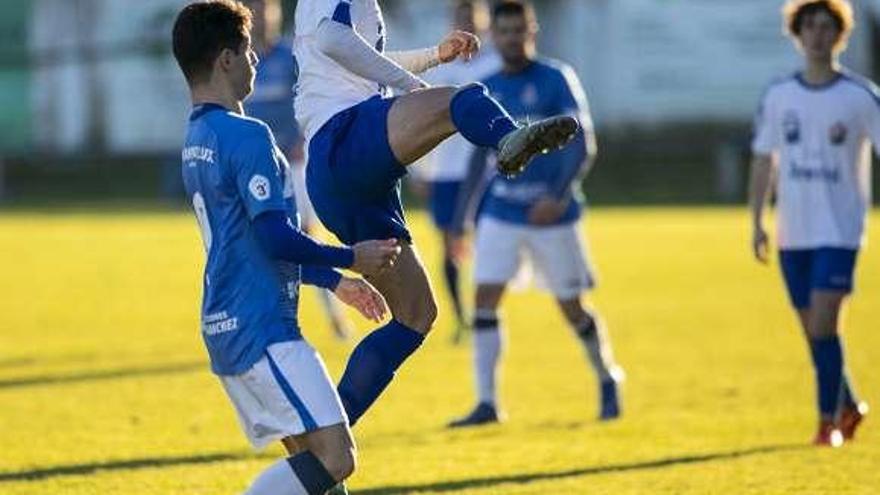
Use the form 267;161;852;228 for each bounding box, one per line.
1;207;878;494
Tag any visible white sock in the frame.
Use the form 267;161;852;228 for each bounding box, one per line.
574;315;617;383
473;310;503;406
244;459;308;495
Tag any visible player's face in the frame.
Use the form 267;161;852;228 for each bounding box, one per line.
231;36;259;100
797;10;841;60
492;14;535;65
248;0;282;47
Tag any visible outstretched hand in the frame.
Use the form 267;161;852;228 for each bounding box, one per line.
438;30;480;63
334;277;388;323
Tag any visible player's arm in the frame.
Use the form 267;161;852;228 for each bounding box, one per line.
748;86;778;264
748;153;776;264
449;145;491;235
314;4;426;91
386;31;480;74
531;68;594;225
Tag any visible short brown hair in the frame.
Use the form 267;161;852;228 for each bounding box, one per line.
172;0;253;85
491;0;537;27
783;0;854;52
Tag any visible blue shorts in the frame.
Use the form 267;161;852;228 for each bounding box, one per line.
779;248;859;308
429;180;462;230
306;95;410;245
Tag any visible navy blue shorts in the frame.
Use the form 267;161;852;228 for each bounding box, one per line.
779;247;859;308
306;95;410;245
429;180;462;230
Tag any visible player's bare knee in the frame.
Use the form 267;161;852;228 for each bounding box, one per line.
316;446;357;482
397;291;437;334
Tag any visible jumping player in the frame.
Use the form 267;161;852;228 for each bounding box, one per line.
749;0;874;447
173;2;398;493
294;0;580;427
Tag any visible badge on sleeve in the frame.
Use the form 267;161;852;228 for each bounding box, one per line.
249;175;271;201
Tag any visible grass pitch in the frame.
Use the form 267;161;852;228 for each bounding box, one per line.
0;206;878;494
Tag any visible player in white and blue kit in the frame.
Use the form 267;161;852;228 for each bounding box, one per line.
173;3;399;493
294;0;580;428
448;1;624;427
244;0;354;340
749;0;874;447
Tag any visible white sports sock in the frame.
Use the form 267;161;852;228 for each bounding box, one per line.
473;311;503;405
244;459;309;495
575;317;616;383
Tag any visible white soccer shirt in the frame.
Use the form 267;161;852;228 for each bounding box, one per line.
423;45;502;181
752;71;880;249
294;0;385;142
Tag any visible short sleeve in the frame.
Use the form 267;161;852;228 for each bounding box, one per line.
751;88;777;155
230;130;288;219
556;65;594;135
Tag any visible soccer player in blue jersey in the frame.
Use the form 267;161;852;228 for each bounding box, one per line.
173;3;399;493
749;0;875;447
244;0;354;340
448;0;624;427
294;0;580;429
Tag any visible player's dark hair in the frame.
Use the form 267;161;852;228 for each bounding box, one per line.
172;0;253;85
783;0;854;52
491;0;537;27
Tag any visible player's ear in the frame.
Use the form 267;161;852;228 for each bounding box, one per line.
217;47;236;72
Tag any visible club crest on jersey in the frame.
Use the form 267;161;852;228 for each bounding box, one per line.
521;84;539;106
829;122;848;145
249;175;271;201
783;111;801;144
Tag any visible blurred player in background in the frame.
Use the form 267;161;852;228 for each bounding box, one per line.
417;0;502;344
749;0;874;447
173;2;399;493
293;0;579;430
448;0;624;428
244;0;354;340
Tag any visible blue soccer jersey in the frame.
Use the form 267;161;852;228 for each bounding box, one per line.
182;104;304;376
245;37;300;152
481;59;592;226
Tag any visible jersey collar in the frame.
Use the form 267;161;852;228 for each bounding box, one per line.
795;71;844;91
190;103;229;121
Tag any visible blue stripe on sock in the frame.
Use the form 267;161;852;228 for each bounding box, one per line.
332;1;352;26
266;351;318;431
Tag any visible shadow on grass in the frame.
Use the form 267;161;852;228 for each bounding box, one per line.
355;443;807;494
0;451;271;483
0;361;205;390
0;443;805;487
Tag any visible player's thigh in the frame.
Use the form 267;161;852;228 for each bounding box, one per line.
220;341;347;450
527;222;595;300
387;86;458;165
475;283;506;311
474;217;524;288
367;243;437;334
807;290;848;338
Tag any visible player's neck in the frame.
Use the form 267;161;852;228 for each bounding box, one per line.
502;57;533;75
802;58;840;86
191;86;243;115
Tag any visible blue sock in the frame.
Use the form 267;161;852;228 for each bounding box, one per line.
337;320;424;426
443;257;464;324
809;336;844;418
450;83;519;149
287;451;337;494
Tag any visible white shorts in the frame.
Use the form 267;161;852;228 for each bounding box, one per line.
474;216;595;299
291;159;319;229
219;340;347;450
